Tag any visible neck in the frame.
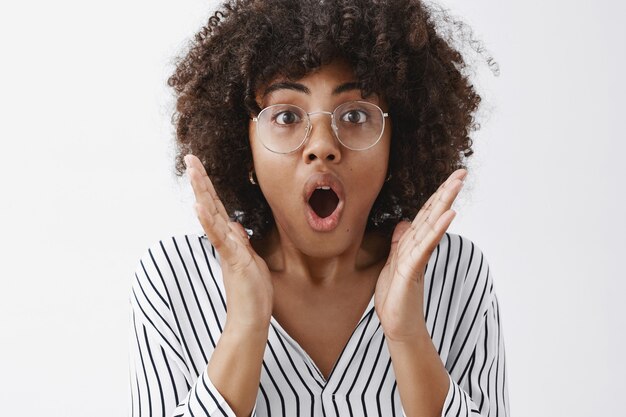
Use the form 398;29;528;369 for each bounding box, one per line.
252;225;390;288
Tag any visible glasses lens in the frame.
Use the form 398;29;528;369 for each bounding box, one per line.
257;104;308;153
333;101;385;150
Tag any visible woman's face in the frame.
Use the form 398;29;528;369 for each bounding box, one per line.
249;59;391;258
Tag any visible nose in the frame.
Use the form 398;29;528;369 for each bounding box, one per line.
302;112;342;163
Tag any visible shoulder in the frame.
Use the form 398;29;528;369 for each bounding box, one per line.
434;233;492;275
131;232;223;309
428;234;501;371
135;232;221;275
428;232;496;307
130;233;227;369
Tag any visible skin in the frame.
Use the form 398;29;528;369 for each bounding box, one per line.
184;60;468;417
248;59;393;382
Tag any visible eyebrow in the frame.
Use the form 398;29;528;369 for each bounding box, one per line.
261;81;361;98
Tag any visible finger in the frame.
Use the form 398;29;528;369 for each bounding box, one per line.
393;171;466;282
386;221;411;265
229;221;252;246
413;169;466;228
398;177;463;265
445;168;468;185
414;192;437;225
397;210;457;281
195;202;251;266
410;210;457;267
414;169;467;226
187;164;231;239
185;154;256;268
411;180;463;246
422;178;464;227
186;154;229;221
185;154;229;222
391;221;411;246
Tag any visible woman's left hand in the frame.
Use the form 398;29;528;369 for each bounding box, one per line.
375;168;468;343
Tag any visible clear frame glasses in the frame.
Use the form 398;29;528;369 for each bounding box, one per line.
251;100;389;154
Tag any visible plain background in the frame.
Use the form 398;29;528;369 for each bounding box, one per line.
1;0;624;415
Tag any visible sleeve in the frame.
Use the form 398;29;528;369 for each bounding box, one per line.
439;293;509;417
128;244;258;417
399;234;510;417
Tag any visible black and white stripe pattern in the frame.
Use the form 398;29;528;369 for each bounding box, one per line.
129;232;509;416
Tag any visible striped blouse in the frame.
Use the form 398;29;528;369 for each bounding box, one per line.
129;231;510;417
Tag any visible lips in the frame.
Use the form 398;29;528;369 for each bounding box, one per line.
303;173;345;232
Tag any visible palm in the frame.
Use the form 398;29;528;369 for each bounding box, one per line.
185;154;274;328
375;169;467;342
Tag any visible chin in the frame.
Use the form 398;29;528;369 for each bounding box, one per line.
284;217;367;259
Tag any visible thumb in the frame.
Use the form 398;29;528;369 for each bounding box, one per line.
228;221;251;245
388;221;411;260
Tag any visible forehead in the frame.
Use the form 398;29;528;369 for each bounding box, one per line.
257;59;358;98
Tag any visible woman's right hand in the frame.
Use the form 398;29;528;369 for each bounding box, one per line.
184;154;273;333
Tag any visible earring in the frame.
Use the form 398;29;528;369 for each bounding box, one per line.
385;172;392;182
248;170;257;185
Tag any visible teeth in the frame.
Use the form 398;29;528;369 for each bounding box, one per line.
316;186;331;190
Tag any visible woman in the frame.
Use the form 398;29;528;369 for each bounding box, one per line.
129;1;509;416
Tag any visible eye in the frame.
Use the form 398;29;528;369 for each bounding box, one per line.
340;109;368;124
273;110;301;125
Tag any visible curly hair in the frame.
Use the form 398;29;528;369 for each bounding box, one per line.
168;0;491;239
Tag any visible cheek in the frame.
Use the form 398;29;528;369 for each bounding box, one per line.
249;126;278;182
362;142;390;180
248;121;299;213
354;144;390;201
255;171;301;233
253;156;298;212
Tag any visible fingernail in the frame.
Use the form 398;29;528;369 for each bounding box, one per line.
184;154;191;169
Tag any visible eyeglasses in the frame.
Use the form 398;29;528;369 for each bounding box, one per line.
251;100;389;154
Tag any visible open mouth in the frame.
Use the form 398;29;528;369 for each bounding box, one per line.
303;173;345;232
308;187;340;218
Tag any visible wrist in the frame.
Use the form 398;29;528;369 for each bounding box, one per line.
224;318;270;341
383;318;430;345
